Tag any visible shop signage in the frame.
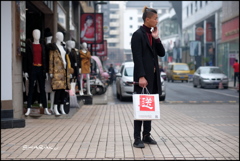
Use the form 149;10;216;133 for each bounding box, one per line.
196;27;204;36
96;40;108;56
80;13;103;44
206;23;213;42
222;17;239;42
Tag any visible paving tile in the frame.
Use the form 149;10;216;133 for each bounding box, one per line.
1;100;239;160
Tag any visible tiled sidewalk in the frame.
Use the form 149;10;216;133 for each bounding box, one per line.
1;103;239;160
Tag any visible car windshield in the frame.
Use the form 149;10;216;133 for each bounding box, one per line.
201;68;222;74
124;67;133;76
173;65;189;71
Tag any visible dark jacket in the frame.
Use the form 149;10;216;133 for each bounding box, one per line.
131;26;165;95
24;39;47;79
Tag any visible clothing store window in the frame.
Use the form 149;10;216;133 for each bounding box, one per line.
57;3;66;29
195;1;198;12
191;3;193;14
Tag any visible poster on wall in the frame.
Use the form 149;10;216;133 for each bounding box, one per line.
80;13;103;44
96;40;108;56
189;41;201;56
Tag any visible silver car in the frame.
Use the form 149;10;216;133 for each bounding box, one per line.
116;61;166;101
193;66;229;89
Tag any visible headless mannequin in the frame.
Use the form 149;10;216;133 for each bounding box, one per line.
79;42;92;96
25;29;51;116
50;32;67;115
45;36;55;113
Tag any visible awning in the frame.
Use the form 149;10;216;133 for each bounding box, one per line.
79;1;94;13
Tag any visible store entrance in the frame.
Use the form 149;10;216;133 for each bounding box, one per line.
26;2;44;40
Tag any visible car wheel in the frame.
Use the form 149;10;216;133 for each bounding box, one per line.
116;86;120;99
193;82;197;87
119;90;125;101
224;86;228;89
199;81;204;88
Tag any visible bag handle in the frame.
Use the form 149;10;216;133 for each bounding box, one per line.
141;87;150;94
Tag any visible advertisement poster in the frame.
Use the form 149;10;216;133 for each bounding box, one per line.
80;13;103;44
96;40;108;56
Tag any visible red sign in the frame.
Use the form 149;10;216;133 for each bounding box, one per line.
96;40;107;56
92;44;104;52
196;27;204;36
139;95;155;111
80;13;103;44
206;23;213;42
222;17;239;42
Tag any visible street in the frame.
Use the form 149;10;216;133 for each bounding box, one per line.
105;81;239;137
1;82;239;160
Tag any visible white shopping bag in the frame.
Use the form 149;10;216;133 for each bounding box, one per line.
132;88;160;120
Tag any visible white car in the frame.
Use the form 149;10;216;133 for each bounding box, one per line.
115;61;166;101
193;66;229;89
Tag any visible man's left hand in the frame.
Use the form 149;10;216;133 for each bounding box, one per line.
152;27;159;39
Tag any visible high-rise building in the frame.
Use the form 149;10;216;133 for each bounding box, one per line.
100;1;172;68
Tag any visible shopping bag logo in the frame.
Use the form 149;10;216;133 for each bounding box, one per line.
139;95;155;111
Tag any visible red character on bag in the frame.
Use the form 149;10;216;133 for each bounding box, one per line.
139;95;155;111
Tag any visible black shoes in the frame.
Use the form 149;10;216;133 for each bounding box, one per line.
133;138;145;148
133;135;157;148
142;135;157;144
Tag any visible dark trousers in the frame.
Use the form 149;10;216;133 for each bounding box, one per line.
233;72;239;87
27;66;47;108
54;89;65;106
134;120;151;139
133;72;157;139
71;67;80;90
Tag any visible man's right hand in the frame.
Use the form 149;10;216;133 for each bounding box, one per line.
139;77;148;88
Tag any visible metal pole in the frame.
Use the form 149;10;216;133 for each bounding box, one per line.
94;2;96;56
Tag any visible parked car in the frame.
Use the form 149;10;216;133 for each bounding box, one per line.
166;63;190;82
160;71;167;81
192;66;229;89
115;61;166;101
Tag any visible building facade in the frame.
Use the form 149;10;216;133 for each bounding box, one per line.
181;1;222;71
123;1;171;62
1;1;97;128
217;1;239;80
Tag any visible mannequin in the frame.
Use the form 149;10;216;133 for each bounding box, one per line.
24;29;51;116
66;40;81;93
79;42;92;96
49;31;71;115
44;28;55;113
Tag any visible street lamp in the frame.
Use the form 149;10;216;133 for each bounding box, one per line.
93;1;107;56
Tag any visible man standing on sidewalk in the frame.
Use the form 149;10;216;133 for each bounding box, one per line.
232;59;239;87
131;6;165;148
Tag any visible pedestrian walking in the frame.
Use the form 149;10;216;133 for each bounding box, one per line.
131;6;165;148
232;59;239;87
108;63;115;85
